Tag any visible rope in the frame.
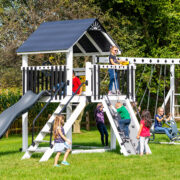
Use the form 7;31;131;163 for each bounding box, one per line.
146;66;154;110
139;65;155;107
147;79;152;110
113;66;121;102
163;65;167;115
154;65;163;117
135;64;147;96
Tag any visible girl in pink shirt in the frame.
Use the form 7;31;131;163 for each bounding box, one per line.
137;110;152;156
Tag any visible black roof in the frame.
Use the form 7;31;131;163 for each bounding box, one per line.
17;18;119;55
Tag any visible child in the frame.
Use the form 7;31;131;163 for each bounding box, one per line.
94;103;108;146
131;101;141;116
53;115;71;167
72;70;82;95
137;110;152;156
108;46;128;95
111;102;131;138
154;107;172;140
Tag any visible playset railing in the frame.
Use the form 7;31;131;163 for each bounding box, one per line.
90;63;136;101
31;82;67;146
22;62;136;101
22;65;67;100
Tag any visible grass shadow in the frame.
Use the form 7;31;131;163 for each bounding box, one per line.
0;150;20;157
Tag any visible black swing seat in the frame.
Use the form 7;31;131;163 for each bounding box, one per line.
150;120;180;141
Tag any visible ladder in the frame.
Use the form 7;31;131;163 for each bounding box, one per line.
173;92;180;120
102;96;151;156
22;96;86;162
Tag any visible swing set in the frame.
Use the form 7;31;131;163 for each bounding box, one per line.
97;57;180;143
136;64;180;142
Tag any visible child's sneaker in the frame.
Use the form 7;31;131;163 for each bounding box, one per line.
61;161;70;166
108;91;113;95
116;90;121;95
54;164;60;167
125;136;130;140
171;136;177;141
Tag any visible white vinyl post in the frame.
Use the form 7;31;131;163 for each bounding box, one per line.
86;62;92;96
92;55;96;64
110;126;116;150
22;54;28;151
66;104;72;144
170;65;175;118
66;47;73;141
66;47;73;96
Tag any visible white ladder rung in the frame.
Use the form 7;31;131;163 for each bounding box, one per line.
28;146;37;152
41;130;50;133
28;146;49;152
174;117;180;119
35;147;49;153
34;140;49;143
174;93;180;96
174;105;180;107
47;121;53;124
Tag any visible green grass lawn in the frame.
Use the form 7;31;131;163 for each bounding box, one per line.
0;129;180;180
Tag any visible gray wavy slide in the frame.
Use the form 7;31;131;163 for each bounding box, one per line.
0;90;48;139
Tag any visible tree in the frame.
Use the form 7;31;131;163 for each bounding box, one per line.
0;0;104;87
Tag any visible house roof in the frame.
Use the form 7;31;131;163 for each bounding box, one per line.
17;18;120;56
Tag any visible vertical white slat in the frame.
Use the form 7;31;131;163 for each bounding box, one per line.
85;62;92;96
170;65;175;118
66;47;73;96
22;54;28;152
66;104;72;145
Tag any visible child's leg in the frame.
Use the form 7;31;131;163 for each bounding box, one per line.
97;123;105;146
63;149;71;162
124;121;130;137
54;152;61;165
102;124;108;146
118;120;125;132
139;136;145;156
114;71;119;91
108;69;115;91
144;137;149;155
119;119;130;137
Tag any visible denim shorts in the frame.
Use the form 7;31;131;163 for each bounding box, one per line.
54;142;71;152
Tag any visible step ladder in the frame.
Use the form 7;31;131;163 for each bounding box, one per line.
102;96;151;156
22;96;86;162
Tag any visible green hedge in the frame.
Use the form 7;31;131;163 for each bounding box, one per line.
0;88;59;135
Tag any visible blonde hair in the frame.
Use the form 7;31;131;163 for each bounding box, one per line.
53;115;65;139
115;102;122;109
157;107;164;113
110;46;118;54
97;103;102;108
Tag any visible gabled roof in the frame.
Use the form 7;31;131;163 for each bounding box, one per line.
17;18;120;56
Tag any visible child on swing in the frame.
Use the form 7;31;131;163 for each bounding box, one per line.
53;115;71;167
137;110;152;156
154;107;172;140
